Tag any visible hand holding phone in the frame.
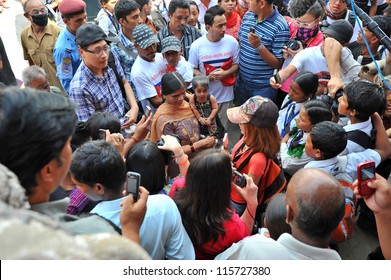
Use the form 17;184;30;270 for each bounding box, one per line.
250;27;255;33
274;71;281;84
232;170;246;188
145;105;151;117
126;171;141;201
222;133;228;149
357;160;376;197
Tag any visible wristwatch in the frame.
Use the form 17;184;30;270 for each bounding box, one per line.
255;43;264;52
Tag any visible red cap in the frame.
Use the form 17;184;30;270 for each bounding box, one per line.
59;0;86;15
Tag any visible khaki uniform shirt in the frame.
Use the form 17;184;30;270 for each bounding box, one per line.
21;22;65;95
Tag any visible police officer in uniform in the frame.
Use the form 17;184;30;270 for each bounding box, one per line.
53;0;87;94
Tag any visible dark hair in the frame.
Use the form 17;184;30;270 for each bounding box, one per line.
135;0;149;10
292;71;318;99
204;5;225;26
370;15;391;38
115;0;140;21
168;0;190;15
174;149;233;249
383;5;391;17
126;141;166;194
85;112;121;140
288;0;323;19
189;0;199;12
191;74;209;89
0;87;77;195
264;193;291;240
70;141;126;194
71;121;91;151
344;81;386;121
161;72;186;96
294;169;345;239
310;121;347;159
303;100;332;125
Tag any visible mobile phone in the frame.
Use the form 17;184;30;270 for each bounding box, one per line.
232;170;246;188
145;105;151;116
274;71;281;84
126;171;141;201
357;160;376;197
222;133;228;149
250;27;255;33
99;129;106;140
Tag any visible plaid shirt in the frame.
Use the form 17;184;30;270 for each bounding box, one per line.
69;55;125;122
111;30;138;82
111;30;139;100
157;25;201;60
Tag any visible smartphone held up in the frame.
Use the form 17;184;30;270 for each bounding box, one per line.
357;160;376;197
126;171;141;201
232;170;246;188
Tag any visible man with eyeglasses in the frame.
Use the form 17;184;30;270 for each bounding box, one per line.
53;0;87;94
69;24;139;128
21;0;65;95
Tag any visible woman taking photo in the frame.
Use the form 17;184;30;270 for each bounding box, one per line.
170;149;258;259
227;96;285;216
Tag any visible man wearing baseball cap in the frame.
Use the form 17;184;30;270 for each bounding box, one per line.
161;36;193;88
270;20;361;97
53;0;87;94
130;24;166;114
69;24;139;128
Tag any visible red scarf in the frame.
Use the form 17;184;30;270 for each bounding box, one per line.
226;11;240;29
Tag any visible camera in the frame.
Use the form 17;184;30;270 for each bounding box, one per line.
285;39;300;51
319;89;344;115
232;171;246;188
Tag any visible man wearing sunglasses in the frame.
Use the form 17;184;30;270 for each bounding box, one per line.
69;24;139;129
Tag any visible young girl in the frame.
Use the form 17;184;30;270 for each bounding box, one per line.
189;1;206;34
277;71;318;137
189;75;221;137
280;100;332;179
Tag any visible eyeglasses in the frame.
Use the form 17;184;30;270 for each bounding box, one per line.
28;8;47;16
83;45;110;57
294;18;319;28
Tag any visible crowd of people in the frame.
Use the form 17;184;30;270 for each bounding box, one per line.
1;0;391;261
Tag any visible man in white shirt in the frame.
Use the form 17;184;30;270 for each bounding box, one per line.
189;5;239;129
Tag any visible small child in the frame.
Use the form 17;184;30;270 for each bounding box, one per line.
277;71;318;137
260;193;291;240
338;81;386;155
280;100;332;178
189;74;221;137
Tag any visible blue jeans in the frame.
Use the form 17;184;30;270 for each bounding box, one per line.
234;76;277;105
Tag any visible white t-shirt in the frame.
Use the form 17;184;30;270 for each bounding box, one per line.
131;53;166;113
188;34;239;103
164;55;194;87
291;45;360;89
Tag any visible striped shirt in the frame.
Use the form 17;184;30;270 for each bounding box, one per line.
238;8;289;86
157;25;201;60
69;54;125;122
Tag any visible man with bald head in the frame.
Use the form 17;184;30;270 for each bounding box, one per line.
215;168;345;260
